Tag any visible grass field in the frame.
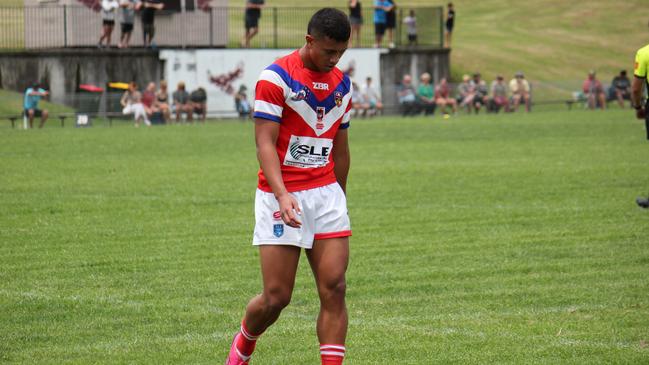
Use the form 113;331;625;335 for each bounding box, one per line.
1;110;648;364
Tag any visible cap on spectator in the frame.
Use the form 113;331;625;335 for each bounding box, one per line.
515;71;524;78
588;69;596;75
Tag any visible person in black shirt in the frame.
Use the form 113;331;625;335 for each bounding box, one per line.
445;2;454;48
610;70;631;108
348;0;362;47
141;0;164;48
242;0;265;48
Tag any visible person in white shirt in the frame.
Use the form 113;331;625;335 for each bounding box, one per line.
362;76;383;116
98;0;120;48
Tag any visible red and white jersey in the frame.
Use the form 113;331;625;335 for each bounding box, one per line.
254;50;352;193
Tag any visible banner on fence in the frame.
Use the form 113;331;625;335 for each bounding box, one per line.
160;49;382;116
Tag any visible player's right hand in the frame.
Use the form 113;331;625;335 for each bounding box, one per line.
277;194;302;228
636;107;646;120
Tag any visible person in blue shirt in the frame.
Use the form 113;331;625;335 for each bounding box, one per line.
373;0;393;48
24;83;49;128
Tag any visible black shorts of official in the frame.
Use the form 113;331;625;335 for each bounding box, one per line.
103;19;115;26
142;23;155;37
374;23;386;36
121;22;134;34
408;34;417;42
25;108;42;117
245;9;261;30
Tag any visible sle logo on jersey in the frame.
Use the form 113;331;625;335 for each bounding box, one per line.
334;91;343;107
284;135;333;168
312;82;329;90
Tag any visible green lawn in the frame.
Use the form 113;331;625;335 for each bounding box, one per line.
1;110;648;364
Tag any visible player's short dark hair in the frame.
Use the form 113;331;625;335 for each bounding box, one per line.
307;8;351;43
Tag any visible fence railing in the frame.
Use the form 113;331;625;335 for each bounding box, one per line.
0;5;443;50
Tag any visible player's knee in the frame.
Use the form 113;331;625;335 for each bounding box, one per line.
264;288;292;312
320;278;346;302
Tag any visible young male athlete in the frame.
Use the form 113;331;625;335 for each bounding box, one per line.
225;8;353;365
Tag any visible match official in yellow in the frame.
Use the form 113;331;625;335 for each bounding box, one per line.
631;41;649;208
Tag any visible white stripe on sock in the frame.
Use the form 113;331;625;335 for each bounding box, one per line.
320;350;345;357
320;345;346;351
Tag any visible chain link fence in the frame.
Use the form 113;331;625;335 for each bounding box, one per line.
0;5;442;49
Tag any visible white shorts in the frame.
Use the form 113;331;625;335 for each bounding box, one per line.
253;182;351;249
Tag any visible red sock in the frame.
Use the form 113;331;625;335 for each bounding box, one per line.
235;320;262;357
320;344;345;365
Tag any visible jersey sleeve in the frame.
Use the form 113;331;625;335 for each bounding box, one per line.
254;68;287;123
635;50;647;79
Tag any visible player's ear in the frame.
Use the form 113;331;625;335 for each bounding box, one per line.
305;34;315;48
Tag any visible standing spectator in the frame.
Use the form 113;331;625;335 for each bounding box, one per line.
190;87;208;122
445;2;455;48
141;0;164;48
348;0;363;48
610;70;631;108
156;80;171;123
98;0;119;48
397;74;418;116
120;81;151;127
434;77;457;116
362;76;383;116
457;74;476;113
472;72;489;113
403;9;417;47
385;0;396;48
242;0;265;48
582;70;606;110
489;75;510;113
417;72;436;115
118;0;138;48
234;84;251;119
351;81;370;117
373;0;393;48
24;83;49;129
173;82;193;123
509;71;531;112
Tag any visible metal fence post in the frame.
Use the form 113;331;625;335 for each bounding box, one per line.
273;7;277;49
209;8;214;47
63;5;67;48
439;6;443;48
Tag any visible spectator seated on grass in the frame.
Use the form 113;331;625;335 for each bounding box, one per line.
120;81;151;127
190;87;207;122
489;75;509;113
608;70;631;108
234;84;251;119
24;82;49;128
397;74;419;116
471;72;489;114
509;71;531;112
172;81;193;123
434;77;457;116
351;81;370;117
582;70;606;110
362;76;383;117
417;72;436;116
457;74;476;113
